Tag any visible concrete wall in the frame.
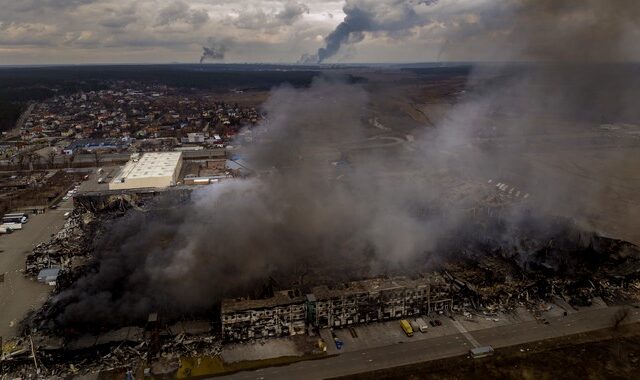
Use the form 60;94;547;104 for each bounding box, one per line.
109;175;173;190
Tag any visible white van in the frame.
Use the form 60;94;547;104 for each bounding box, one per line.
415;317;429;333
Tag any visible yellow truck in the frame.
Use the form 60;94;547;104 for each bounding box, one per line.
400;319;414;337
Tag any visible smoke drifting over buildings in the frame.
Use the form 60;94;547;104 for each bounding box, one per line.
52;0;640;327
199;37;232;63
55;77;475;327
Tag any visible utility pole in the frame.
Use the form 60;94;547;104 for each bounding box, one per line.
29;334;40;375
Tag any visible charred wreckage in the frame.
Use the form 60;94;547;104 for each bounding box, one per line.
3;189;640;378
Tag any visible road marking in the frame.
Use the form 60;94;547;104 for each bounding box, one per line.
451;319;481;348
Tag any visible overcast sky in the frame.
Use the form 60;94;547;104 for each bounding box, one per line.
0;0;638;65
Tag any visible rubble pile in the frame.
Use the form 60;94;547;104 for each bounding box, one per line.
162;332;222;358
25;211;96;276
1;327;222;378
7;199;640;378
444;229;640;314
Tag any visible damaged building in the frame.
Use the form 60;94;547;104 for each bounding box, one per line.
221;290;307;342
221;275;454;342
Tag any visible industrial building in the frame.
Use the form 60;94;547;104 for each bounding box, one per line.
109;152;183;190
221;275;454;342
221;290;307;342
308;275;453;329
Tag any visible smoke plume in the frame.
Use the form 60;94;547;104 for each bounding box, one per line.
54;78;467;327
303;0;439;63
199;37;233;63
50;0;640;328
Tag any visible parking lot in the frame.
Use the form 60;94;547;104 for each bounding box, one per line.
77;166;122;193
318;299;614;357
321;315;462;355
0;198;72;339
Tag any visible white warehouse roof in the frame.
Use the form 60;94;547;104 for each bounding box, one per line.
121;152;182;179
110;152;183;190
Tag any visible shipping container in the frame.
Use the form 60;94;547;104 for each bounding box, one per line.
1;223;22;230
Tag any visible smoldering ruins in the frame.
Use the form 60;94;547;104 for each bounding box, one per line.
5;0;640;377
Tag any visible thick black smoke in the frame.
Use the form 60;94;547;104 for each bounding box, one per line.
51;0;640;328
54;78;467;327
199;37;232;63
305;0;439;63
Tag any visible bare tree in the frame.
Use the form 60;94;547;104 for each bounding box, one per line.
48;150;57;169
26;152;40;172
18;154;26;170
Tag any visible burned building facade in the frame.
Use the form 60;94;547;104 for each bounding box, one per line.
221;275;454;342
221;290;307;342
308;275;453;329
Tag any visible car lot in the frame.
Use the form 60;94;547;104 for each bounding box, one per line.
279;299;618;360
77;166;121;193
321;315;461;355
0;198;72;339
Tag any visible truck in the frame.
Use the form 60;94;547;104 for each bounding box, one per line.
470;346;494;359
400;319;414;337
3;213;28;224
415;317;429;333
1;223;23;231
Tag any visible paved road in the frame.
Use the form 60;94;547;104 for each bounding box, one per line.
221;306;640;380
0;198;72;339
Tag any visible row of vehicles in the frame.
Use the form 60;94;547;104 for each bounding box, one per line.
1;212;28;233
62;185;80;201
400;317;441;337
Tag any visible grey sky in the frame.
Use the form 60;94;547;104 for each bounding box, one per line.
0;0;638;65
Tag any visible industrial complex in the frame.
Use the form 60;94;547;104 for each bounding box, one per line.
222;275;454;342
2;52;640;379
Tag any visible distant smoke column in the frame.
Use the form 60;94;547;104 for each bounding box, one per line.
297;53;319;65
314;0;439;63
318;6;370;63
199;38;229;63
